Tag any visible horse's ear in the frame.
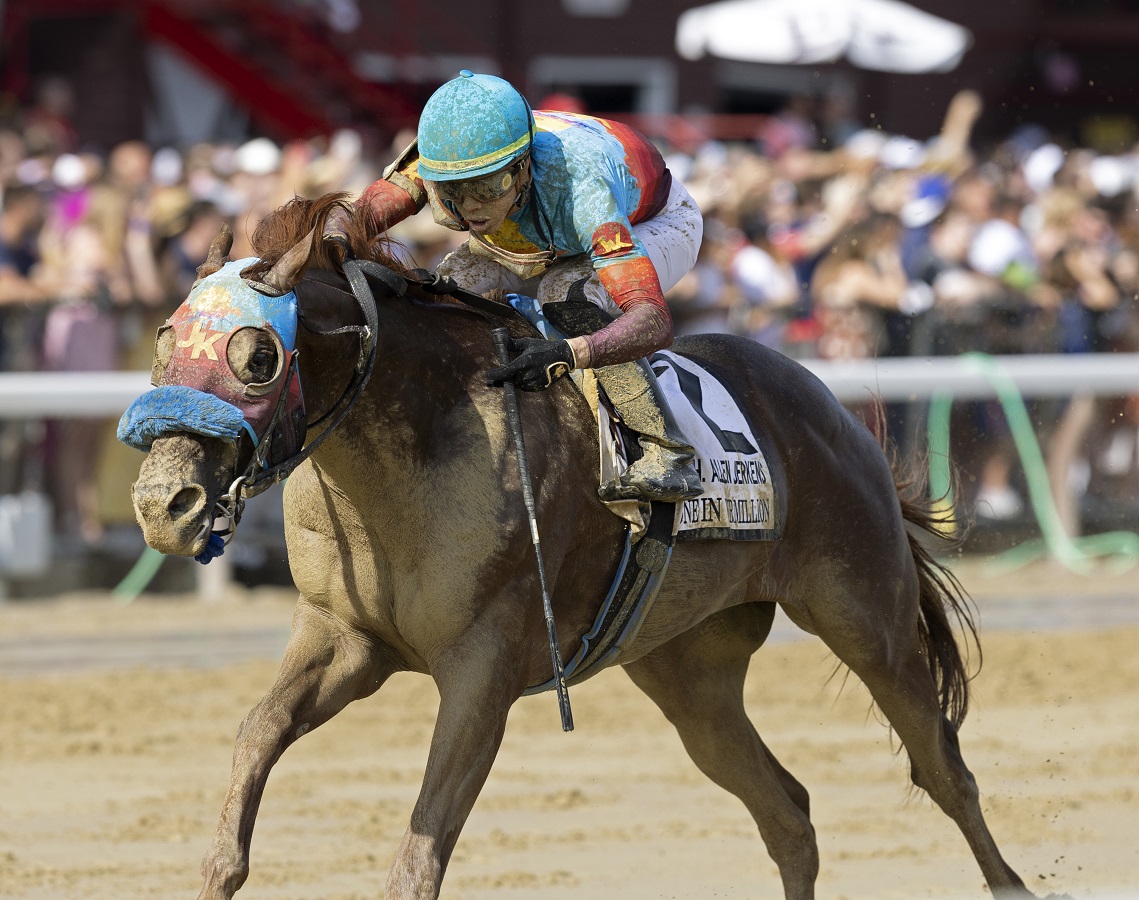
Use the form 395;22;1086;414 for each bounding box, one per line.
260;228;316;295
195;222;233;283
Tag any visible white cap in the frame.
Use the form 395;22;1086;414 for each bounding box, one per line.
968;219;1035;278
844;128;887;160
1023;143;1065;194
879;135;925;170
151;147;184;186
1088;155;1132;197
236;137;282;175
51;153;88;190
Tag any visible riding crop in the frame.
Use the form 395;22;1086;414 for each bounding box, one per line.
492;327;574;732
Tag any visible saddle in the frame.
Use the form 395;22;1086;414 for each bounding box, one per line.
514;297;783;695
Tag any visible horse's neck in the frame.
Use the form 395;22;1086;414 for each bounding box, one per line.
297;294;503;483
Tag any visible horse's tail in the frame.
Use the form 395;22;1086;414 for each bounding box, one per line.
871;406;980;730
896;483;980;729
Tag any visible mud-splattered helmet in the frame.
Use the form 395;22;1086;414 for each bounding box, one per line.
417;70;534;182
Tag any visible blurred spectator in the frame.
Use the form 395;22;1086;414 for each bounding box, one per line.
0;184;48;316
727;212;799;348
0;183;50;496
155;200;229;301
811;212;911;362
4;82;1139;542
22;77;77;156
666;218;740;337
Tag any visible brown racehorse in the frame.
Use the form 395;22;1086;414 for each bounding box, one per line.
127;195;1044;900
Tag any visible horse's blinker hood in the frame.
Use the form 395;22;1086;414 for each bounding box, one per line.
118;259;306;466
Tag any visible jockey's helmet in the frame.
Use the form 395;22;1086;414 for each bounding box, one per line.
417;71;534;182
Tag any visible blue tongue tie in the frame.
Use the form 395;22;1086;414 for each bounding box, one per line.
194;532;227;565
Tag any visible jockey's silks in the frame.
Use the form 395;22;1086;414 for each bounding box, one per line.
372;111;674;315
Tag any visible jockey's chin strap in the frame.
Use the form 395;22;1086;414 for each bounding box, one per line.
209;257;523;548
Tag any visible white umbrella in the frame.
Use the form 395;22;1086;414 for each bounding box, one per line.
676;0;972;74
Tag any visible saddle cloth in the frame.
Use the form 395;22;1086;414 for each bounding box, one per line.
505;291;780;542
590;350;781;542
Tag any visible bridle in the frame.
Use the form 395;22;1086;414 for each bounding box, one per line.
205;257;523;553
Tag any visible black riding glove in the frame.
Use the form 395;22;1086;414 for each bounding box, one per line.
488;337;575;391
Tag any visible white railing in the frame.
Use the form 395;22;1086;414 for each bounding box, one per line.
4;353;1139;417
4;353;1139;592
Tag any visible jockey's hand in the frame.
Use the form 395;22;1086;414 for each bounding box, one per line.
488;337;575;391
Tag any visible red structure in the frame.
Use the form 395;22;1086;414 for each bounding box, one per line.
0;0;422;145
3;0;1139;151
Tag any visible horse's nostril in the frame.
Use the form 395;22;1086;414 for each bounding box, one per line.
168;486;204;519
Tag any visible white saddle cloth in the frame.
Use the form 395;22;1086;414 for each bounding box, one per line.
590;350;779;542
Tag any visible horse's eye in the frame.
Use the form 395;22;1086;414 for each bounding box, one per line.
227;328;280;386
250;347;276;381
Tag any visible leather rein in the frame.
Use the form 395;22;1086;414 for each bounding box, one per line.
208;258;522;544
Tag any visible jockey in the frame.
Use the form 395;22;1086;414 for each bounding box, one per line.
326;70;703;504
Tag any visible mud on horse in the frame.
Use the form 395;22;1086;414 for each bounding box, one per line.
120;194;1047;899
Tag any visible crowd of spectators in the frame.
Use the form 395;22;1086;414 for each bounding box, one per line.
4;81;1139;548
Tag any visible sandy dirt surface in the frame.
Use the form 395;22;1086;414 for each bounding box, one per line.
1;558;1138;900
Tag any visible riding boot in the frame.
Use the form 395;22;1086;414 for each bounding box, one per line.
594;359;704;503
543;295;703;503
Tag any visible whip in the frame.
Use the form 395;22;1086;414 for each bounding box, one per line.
492;327;574;732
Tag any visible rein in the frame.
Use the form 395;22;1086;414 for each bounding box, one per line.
208;257;524;552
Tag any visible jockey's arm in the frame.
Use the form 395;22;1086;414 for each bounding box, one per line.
566;256;674;370
325;146;427;241
355;176;423;232
353;168;425;232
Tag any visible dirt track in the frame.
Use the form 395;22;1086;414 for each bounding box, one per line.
1;558;1138;899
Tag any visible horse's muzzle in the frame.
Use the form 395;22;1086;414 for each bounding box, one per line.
130;434;236;557
131;480;213;557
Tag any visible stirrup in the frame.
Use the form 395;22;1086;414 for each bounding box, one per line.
599;445;704;503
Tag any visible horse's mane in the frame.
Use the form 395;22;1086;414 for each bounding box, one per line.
241;192;413;284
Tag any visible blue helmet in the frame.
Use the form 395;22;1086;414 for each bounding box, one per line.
417;70;534;182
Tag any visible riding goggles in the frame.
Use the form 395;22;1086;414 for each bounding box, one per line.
433;161;523;205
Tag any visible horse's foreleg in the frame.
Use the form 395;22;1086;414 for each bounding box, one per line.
623;603;819;900
385;643;520;900
198;602;399;900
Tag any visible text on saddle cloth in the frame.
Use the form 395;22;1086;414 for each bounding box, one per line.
648;351;780;542
505;292;781;542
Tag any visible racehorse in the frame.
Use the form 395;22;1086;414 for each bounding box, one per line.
125;193;1041;899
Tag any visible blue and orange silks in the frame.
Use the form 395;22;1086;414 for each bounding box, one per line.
362;110;673;316
118;259;306;465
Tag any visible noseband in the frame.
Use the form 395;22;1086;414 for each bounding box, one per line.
121;250;522;563
200;258;403;559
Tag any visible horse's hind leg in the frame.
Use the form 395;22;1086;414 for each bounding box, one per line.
623;603;819;900
800;569;1032;896
198;601;400;900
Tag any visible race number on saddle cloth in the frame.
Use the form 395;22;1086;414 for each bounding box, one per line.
116;258;306;465
650;352;782;541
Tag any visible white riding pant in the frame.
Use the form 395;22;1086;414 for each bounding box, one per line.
436;178;703;313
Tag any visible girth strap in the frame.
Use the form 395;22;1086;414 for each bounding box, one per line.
522;501;676;695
